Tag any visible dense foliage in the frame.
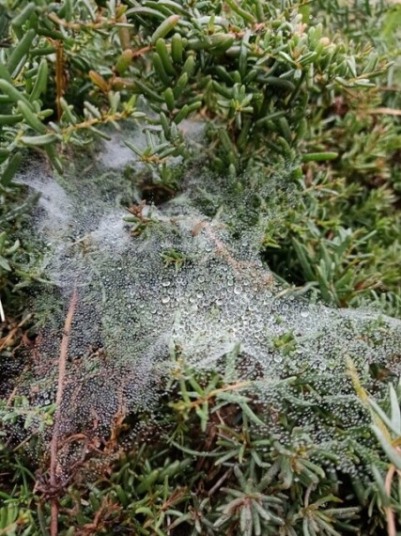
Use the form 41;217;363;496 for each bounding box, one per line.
1;0;401;534
1;0;401;313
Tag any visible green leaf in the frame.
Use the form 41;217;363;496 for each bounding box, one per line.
0;256;11;271
151;15;181;45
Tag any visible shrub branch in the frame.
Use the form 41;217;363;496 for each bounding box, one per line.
49;286;78;536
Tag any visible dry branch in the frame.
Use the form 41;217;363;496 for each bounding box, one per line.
367;107;401;116
49;286;78;536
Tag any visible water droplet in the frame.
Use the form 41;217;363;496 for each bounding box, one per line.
161;296;170;304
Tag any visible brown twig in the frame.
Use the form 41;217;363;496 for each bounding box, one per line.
385;463;397;536
77;497;121;536
48;12;109;31
49;287;78;536
197;221;274;288
61;109;132;136
367;107;401;116
0;314;32;352
56;41;65;121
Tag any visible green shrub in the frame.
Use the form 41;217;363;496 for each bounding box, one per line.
1;1;401;535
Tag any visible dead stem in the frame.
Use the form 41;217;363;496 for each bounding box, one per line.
201;221;274;288
385;464;397;536
50;286;78;536
55;40;65;121
48;12;109;32
61;109;132;136
367;107;401;116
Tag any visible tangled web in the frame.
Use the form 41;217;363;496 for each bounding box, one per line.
13;125;401;476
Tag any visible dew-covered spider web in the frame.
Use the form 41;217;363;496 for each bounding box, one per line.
12;123;401;477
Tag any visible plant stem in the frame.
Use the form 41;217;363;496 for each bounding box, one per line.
49;286;78;536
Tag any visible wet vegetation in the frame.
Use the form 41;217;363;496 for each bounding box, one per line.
1;0;401;534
